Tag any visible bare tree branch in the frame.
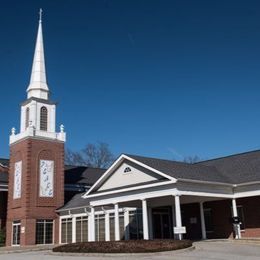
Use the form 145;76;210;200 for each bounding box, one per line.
65;142;115;168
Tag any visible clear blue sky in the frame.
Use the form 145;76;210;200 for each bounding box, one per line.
1;0;260;161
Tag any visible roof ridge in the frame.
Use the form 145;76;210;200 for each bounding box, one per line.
125;153;192;166
197;149;260;164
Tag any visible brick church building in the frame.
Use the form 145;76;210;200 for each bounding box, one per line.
1;11;260;246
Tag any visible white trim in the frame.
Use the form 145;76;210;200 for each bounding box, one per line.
114;203;120;241
89;188;233;207
72;217;76;243
85;154;175;196
59;218;62;245
234;190;260;198
0;162;8;168
85;180;176;199
142;199;149;240
105;212;110;241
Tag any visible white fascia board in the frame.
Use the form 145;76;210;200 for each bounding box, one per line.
180;190;234;199
90;187;179;206
84;154;175;197
60;207;137;219
234;190;260;199
84;155;126;196
122;155;176;181
85;180;176;199
89;188;234;207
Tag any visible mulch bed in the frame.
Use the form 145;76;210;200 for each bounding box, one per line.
53;239;192;254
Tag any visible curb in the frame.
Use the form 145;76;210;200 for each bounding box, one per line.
49;246;195;257
0;247;54;255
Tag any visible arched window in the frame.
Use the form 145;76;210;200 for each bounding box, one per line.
40;106;48;131
25;107;30;128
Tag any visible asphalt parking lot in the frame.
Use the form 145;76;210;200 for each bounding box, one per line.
1;240;260;260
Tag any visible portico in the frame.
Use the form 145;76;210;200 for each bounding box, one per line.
58;153;260;243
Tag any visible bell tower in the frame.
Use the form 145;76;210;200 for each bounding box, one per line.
6;10;66;246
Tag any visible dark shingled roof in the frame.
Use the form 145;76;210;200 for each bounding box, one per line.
0;172;8;183
126;154;231;184
59;192;90;210
65;166;106;186
198;150;260;184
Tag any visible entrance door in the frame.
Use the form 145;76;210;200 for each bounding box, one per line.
12;221;21;246
152;207;172;239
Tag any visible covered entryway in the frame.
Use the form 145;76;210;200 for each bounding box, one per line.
152;207;173;239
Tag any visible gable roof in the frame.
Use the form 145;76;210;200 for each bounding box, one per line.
126;154;231;184
58;192;90;211
198;150;260;184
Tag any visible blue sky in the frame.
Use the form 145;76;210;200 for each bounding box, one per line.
1;0;260;161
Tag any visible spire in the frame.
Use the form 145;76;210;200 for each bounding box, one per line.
27;9;49;100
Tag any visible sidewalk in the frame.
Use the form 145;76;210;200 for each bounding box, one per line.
0;245;55;254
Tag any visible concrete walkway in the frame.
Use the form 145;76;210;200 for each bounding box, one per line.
0;240;260;259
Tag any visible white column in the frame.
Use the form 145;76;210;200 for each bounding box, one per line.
142;199;149;240
232;198;241;239
59;218;62;244
199;202;207;240
88;207;95;242
105;212;110;241
175;195;183;240
114;203;120;241
72;216;76;243
124;210;130;240
232;199;238;217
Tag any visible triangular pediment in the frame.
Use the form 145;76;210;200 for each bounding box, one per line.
97;159;168;192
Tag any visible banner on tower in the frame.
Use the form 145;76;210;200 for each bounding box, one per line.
40;160;54;197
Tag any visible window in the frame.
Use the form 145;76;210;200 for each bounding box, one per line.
12;221;21;246
40;106;48;131
36;219;54;244
25;107;30;128
204;208;213;233
129;209;143;240
76;216;88;242
61;218;72;244
95;214;106;241
237;206;245;231
124;167;132;174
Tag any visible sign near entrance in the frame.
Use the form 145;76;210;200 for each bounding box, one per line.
174;226;186;234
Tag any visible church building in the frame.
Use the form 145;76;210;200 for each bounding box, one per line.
1;11;260;246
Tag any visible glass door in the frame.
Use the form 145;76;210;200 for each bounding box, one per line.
12;221;21;246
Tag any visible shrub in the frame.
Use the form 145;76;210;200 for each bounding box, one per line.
0;229;6;246
53;239;192;254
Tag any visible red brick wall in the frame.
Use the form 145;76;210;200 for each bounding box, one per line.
6;137;64;246
204;196;260;239
182;203;202;240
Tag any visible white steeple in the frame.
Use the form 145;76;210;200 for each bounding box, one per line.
27;9;49;100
